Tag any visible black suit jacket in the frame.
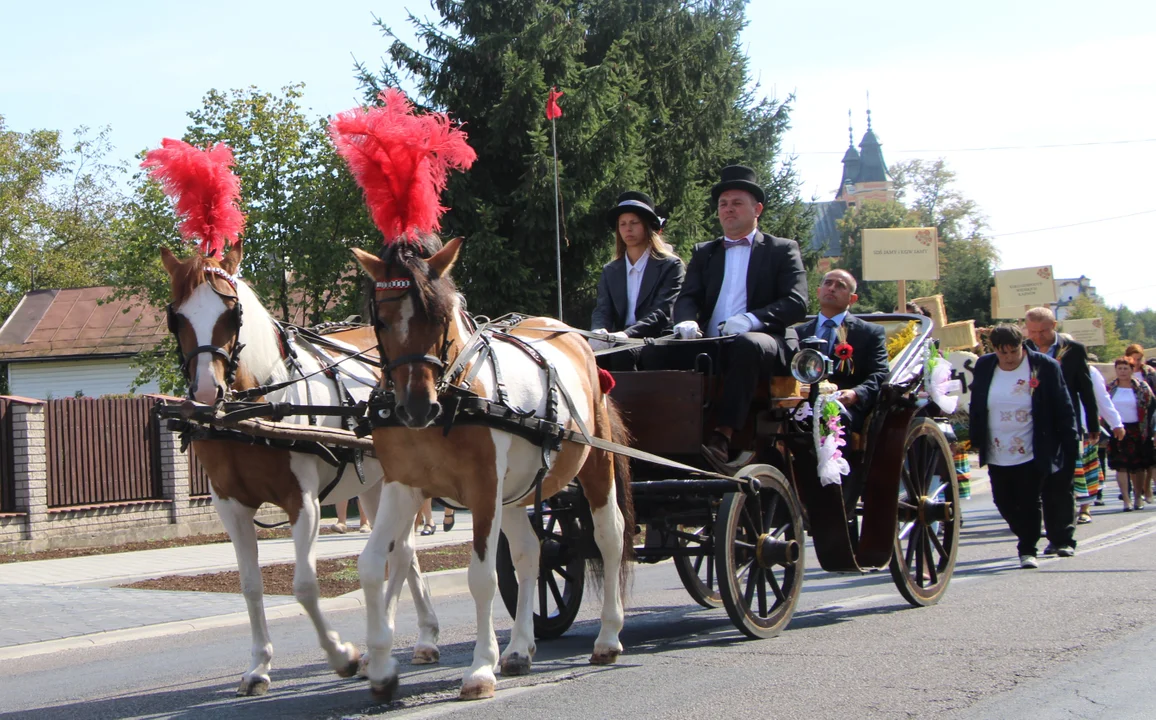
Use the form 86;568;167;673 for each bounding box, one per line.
1024;334;1098;435
672;230;808;349
797;313;889;428
969;350;1078;474
590;253;685;338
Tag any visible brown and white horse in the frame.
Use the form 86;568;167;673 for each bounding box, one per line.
351;236;634;701
160;241;441;696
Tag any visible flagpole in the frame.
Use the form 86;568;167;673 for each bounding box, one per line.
551;115;563;321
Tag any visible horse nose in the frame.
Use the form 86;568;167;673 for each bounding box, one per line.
426;401;442;425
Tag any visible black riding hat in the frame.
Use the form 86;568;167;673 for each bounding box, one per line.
710;165;766;205
606;190;664;230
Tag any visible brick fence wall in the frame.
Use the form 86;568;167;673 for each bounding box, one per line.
0;396;286;553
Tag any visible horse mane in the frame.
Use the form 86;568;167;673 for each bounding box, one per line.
169;253;220;305
376;235;458;325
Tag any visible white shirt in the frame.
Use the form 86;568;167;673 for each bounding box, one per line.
1090;366;1123;429
624;250;650;326
1113;386;1140;424
987;357;1035;466
706;230;765;337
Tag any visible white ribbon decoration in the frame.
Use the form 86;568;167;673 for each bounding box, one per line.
923;344;960;414
813;393;851;486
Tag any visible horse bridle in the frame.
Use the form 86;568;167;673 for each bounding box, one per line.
368;275;452;391
166;273;246;392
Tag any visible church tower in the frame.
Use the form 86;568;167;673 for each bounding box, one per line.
835;107;895;206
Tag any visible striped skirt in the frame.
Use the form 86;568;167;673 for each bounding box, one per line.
1073;435;1102;502
953;448;972;499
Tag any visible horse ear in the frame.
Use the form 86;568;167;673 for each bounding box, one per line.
221;240;243;275
352;248;386;280
428;237;464;280
160;247;181;277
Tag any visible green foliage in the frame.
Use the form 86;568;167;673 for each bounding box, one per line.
360;0;806;321
1064;294;1125;360
1115;306;1156;349
105;86;380;393
0;116;125;326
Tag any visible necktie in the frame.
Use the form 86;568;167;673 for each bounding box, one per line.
821;318;837;354
722;236;751;248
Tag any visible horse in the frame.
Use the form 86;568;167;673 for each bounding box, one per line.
160;240;441;696
350;235;635;701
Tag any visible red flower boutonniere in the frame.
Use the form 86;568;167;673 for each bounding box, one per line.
1029;368;1040;394
833;342;855;374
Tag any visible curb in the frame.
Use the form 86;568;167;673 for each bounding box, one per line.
0;567;471;661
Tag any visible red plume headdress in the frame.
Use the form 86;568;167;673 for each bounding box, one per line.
142;139;245;259
329;89;476;243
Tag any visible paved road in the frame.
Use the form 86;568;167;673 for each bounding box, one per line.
4;476;1156;718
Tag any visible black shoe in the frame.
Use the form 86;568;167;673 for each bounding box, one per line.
1057;546;1075;557
1042;544;1057;555
443;508;456;532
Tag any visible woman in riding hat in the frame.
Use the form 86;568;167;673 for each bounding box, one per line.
590;190;685;370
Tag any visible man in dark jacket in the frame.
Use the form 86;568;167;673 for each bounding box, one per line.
795;269;889;432
670;165;809;464
1024;306;1098;555
969;324;1078;568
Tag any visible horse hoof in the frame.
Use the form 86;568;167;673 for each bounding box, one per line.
411;645;440;665
336;646;362;678
459;678;496;700
500;653;532;676
590;648;620;665
370;675;400;704
237;676;270;696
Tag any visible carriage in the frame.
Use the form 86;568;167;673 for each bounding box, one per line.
493;313;961;640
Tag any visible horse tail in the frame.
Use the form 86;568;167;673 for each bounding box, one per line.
607;395;636;593
584;393;635;596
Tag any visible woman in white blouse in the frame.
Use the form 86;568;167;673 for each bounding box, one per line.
1106;358;1155;511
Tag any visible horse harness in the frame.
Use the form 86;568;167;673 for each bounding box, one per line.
165;269;374;509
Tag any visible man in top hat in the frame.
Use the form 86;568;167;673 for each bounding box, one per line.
671;165;809;465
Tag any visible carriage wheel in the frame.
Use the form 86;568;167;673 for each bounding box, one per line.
889;417;961;607
496;509;586;640
714;465;805;639
673;525;723;609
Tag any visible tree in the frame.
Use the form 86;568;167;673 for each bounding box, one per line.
1063;294;1125;360
105;85;379;394
359;0;807;321
891;159;998;326
833;199;921;312
0;117;125;326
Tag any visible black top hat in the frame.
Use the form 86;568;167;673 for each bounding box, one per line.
710;165;765;205
606;190;664;231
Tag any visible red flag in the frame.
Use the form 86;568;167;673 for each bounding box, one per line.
546;86;563;120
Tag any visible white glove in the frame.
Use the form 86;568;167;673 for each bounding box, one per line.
674;321;702;339
588;329;610;351
607;331;629;343
721;314;754;335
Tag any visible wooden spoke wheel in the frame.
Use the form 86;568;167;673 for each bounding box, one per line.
714;465;805;639
889;417;961;607
673;525;723;609
497;508;586;640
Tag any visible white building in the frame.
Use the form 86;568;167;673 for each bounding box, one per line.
0;287;165;398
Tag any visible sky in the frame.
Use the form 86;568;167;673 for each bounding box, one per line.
4;1;1155;310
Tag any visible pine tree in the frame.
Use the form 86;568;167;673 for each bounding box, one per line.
359;0;807;320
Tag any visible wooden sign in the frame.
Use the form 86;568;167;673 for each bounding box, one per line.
1062;318;1106;346
861;228;940;281
990;286;1025;320
994;266;1057;307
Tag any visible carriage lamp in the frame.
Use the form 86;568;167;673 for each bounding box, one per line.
791;348;831;386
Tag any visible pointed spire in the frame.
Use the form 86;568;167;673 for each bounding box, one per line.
856;102;889;183
866;91;872;130
848;108;854;147
838;108;861;199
